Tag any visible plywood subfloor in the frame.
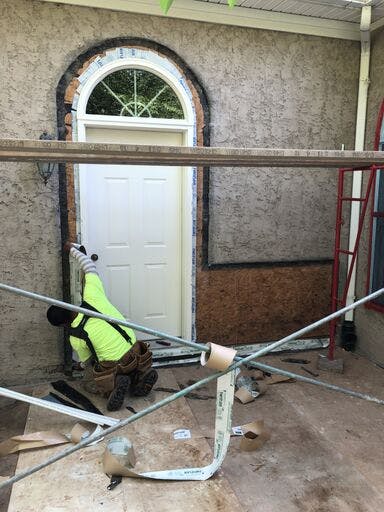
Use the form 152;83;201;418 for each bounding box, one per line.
174;348;384;512
6;370;242;512
5;348;384;512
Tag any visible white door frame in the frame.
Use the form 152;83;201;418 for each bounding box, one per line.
74;57;196;340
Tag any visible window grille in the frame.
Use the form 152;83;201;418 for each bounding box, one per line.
86;68;184;119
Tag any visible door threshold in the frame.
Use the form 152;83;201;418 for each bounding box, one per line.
150;337;329;367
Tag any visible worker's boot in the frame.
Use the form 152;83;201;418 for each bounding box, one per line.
131;369;158;397
106;374;131;411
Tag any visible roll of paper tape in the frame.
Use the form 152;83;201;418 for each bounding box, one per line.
101;371;236;481
103;437;137;477
200;343;237;371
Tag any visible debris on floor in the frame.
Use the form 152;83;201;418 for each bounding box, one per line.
0;422;104;456
235;373;267;404
317;353;344;373
301;366;319;377
154;386;216;400
51;380;103;415
0;430;70;455
232;420;271;452
281;358;311;364
173;429;192;440
264;374;295;385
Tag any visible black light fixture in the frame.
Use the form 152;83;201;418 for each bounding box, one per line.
37;132;57;185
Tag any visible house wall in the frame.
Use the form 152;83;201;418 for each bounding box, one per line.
354;26;384;365
0;0;360;384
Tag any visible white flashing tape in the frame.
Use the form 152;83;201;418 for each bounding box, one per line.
103;370;235;481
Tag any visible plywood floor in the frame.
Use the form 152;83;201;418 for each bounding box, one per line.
3;348;384;512
5;370;241;512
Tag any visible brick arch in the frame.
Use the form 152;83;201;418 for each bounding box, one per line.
56;38;210;243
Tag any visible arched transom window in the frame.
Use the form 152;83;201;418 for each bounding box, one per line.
86;68;184;119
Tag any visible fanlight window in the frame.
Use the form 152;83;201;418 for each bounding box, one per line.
86;68;184;119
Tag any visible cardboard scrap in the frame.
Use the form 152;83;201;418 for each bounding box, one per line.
235;374;267;404
239;420;271;452
232;420;271;451
265;374;295;385
0;422;104;457
0;431;69;456
70;423;104;445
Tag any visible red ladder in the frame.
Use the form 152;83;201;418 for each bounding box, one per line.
328;166;376;360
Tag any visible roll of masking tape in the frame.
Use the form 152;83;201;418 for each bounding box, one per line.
200;342;237;371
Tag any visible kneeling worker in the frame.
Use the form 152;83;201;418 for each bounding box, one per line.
47;243;158;411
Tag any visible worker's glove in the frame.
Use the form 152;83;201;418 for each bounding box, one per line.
63;242;87;255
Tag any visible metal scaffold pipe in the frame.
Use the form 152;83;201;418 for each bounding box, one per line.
1;281;384;370
1;282;384;490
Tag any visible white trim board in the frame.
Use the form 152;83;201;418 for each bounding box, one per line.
38;0;361;40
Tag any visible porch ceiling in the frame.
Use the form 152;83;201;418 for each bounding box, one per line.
38;0;384;39
200;0;384;24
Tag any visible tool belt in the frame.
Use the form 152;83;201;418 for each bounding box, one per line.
92;341;153;394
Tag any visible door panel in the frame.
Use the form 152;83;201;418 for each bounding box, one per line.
81;128;183;340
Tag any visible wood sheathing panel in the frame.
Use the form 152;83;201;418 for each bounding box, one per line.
196;264;331;345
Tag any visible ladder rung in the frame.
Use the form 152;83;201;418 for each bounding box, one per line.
337;249;354;255
341;197;365;202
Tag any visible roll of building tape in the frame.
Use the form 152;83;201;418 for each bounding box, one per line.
102;370;235;481
200;343;237;371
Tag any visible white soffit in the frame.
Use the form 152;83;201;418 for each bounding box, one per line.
38;0;362;40
35;0;384;39
203;0;384;24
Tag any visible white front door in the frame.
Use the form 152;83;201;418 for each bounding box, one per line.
80;127;184;340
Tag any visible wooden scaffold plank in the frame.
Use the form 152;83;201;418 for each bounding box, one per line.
1;138;384;167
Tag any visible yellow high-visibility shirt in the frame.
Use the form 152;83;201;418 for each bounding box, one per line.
70;273;136;362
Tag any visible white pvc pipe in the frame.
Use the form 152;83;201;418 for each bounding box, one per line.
345;5;371;321
0;387;119;427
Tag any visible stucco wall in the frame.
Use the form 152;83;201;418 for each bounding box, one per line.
208;31;359;263
354;26;384;365
0;0;360;384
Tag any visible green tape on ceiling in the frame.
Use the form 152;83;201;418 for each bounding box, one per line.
160;0;174;14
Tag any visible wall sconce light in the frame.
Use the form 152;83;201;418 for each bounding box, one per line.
37;132;57;185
